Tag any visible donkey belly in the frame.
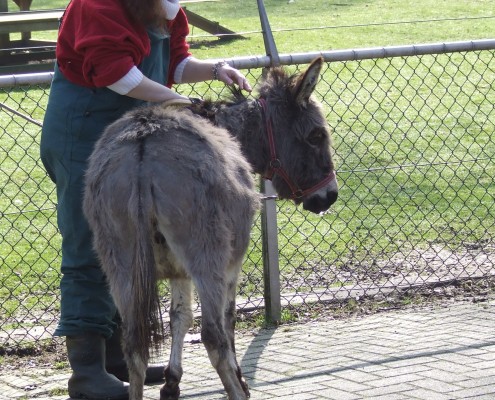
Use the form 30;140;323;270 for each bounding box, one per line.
152;230;190;280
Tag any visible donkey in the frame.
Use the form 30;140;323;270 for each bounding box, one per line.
83;57;338;400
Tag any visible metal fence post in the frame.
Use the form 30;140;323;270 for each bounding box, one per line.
256;0;280;67
257;0;282;323
260;179;281;323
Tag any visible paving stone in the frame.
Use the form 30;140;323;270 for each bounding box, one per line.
311;386;361;400
357;382;418;397
373;363;431;378
324;378;372;393
404;388;457;400
330;368;381;383
1;299;494;399
451;384;495;398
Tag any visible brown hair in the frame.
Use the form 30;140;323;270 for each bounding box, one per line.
121;0;168;29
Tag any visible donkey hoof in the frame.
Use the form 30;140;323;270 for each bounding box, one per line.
236;368;250;398
160;384;180;400
241;380;250;398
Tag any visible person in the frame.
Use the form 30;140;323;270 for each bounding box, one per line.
40;1;251;399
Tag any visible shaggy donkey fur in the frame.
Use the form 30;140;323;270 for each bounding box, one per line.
83;57;338;400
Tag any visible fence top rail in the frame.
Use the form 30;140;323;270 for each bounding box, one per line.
0;71;54;87
229;39;495;69
1;39;494;87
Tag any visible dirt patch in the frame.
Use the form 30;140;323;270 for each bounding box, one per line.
281;241;495;298
1;242;494;372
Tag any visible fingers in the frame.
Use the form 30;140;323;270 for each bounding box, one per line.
218;65;252;92
237;75;252;92
230;73;252;92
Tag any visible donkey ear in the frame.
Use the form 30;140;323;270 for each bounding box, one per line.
293;57;324;108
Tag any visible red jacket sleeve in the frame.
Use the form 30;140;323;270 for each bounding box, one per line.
57;0;150;87
166;8;192;87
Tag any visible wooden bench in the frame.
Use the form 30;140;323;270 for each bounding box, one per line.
0;0;240;45
0;0;242;74
0;9;61;46
182;0;242;40
0;4;61;74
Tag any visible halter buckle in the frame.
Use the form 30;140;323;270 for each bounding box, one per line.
269;159;282;170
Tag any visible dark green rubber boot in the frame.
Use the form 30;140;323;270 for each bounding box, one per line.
105;323;165;384
66;333;129;400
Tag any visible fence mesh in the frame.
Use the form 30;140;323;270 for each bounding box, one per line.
278;51;495;316
1;49;494;350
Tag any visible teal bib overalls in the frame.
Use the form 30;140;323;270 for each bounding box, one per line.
41;30;170;338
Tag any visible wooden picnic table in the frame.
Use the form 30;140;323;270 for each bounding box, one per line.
0;0;240;47
0;0;242;73
12;0;32;31
0;0;58;52
0;9;61;46
181;0;241;39
0;0;60;73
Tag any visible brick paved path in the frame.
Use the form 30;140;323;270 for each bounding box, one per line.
1;299;494;399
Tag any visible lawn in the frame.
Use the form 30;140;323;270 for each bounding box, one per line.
12;0;495;56
1;0;495;337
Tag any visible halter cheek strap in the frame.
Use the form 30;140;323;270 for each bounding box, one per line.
257;98;336;200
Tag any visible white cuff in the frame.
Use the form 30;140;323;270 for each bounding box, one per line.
107;66;144;95
173;56;193;83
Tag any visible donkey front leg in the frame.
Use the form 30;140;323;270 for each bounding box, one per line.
160;278;193;400
194;276;249;400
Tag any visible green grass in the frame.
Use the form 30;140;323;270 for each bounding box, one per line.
10;0;495;56
0;84;60;321
1;0;495;333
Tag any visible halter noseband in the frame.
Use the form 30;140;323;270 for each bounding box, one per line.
257;98;336;200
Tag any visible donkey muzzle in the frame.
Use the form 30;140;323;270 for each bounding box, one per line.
302;178;338;214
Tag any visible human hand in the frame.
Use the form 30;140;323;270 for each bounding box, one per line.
161;97;195;107
214;62;252;92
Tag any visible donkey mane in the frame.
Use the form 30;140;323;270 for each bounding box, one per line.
189;66;300;122
257;66;299;100
188;87;248;122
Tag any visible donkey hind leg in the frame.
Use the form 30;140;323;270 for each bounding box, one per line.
194;272;249;400
224;268;250;398
160;278;193;400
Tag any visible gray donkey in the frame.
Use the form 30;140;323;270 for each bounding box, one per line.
83;57;338;400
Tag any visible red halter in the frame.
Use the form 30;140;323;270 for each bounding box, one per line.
258;98;337;200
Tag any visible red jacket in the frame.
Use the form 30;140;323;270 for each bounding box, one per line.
56;0;191;88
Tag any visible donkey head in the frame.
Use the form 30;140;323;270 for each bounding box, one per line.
257;57;338;213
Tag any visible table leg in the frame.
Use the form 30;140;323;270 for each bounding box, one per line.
0;0;9;47
13;0;33;41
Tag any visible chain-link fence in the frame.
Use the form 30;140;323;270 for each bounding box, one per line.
1;40;495;351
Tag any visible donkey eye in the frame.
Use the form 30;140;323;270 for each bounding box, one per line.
307;129;325;146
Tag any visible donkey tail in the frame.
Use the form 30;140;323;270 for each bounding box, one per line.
128;183;163;361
